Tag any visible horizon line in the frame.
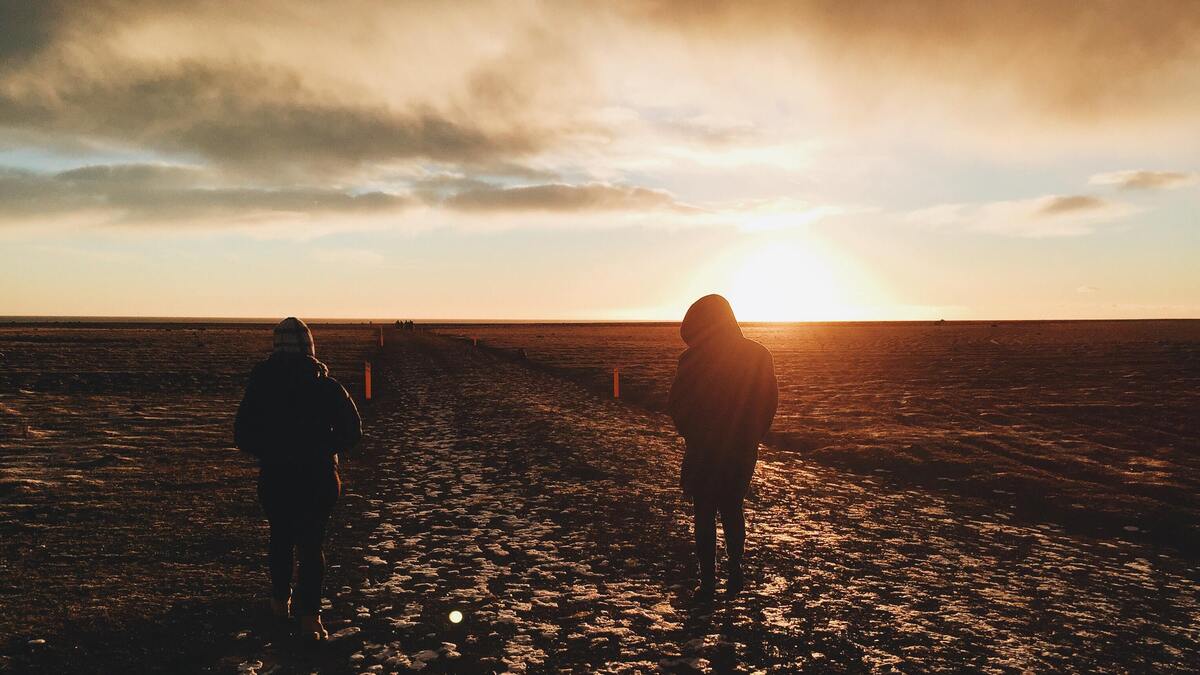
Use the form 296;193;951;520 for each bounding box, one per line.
2;315;1197;325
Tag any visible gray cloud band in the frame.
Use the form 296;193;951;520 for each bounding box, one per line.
0;64;544;170
0;164;689;226
0;165;408;224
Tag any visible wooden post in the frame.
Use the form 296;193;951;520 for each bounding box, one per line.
473;337;478;347
613;368;620;399
378;326;384;347
364;360;372;401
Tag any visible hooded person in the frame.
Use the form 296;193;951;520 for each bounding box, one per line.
668;295;778;599
234;317;362;641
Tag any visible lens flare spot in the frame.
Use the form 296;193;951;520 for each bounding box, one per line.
449;610;463;624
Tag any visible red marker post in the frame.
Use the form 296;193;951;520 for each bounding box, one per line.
613;368;620;399
378;327;384;348
364;360;372;401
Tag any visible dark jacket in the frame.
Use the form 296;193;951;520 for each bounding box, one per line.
668;295;778;499
234;353;362;475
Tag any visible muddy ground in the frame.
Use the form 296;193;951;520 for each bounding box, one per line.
1;326;1198;673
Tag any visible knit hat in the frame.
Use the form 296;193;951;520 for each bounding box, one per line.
273;317;315;356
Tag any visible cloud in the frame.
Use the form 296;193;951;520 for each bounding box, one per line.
0;163;703;233
54;163;206;189
440;182;692;213
657;115;760;147
1089;170;1199;190
0;62;547;174
0;164;409;227
3;1;1195;178
907;194;1138;238
622;1;1200;127
0;2;60;64
1035;195;1109;216
1;1;1197;236
0;2;598;183
1077;285;1099;294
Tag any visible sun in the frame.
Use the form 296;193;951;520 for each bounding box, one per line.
721;240;852;321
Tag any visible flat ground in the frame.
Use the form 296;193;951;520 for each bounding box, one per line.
434;321;1200;547
2;327;1198;673
0;324;375;673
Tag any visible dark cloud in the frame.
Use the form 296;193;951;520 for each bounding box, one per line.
0;62;544;172
441;182;690;213
0;4;569;179
55;163;204;189
0;1;57;63
0;164;408;225
1036;195;1108;216
622;0;1200;123
109;185;408;220
1090;170;1198;190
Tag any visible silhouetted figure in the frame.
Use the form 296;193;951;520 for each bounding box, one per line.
668;295;777;599
234;318;361;641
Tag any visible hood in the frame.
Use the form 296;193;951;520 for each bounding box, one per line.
263;352;329;380
680;294;743;346
273;316;315;357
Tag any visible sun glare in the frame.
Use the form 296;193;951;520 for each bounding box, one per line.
721;240;855;321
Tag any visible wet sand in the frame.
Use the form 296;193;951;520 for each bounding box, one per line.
2;326;1199;672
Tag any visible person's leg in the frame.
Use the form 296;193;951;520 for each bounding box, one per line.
267;518;296;609
294;471;339;639
718;492;746;569
292;509;331;617
718;491;747;595
259;476;295;609
692;495;718;595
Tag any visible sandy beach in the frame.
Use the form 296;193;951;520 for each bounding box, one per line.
2;324;1198;673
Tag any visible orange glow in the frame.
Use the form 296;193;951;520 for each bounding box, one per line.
719;238;860;322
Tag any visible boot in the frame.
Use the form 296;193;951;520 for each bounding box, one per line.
298;614;329;642
270;596;291;619
726;564;745;598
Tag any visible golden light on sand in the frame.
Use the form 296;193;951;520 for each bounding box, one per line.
723;239;854;322
449;610;463;624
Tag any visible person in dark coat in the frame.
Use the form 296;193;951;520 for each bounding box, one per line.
668;295;778;599
234;317;362;640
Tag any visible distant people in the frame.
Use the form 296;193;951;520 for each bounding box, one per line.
668;295;778;599
234;318;362;641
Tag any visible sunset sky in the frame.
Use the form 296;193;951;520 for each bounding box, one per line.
1;1;1197;320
